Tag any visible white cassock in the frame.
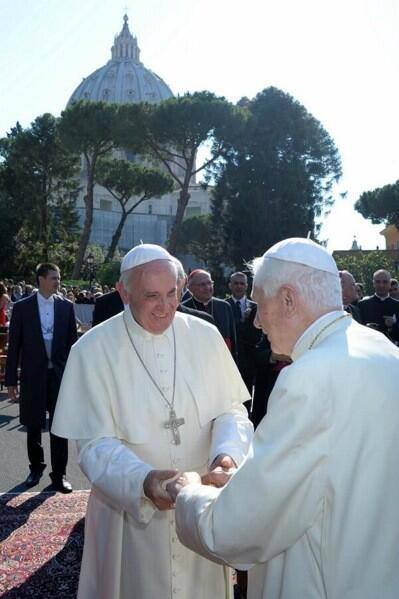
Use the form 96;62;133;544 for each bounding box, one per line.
52;308;253;599
176;311;399;599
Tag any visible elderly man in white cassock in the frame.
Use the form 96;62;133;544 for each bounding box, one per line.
51;243;253;599
171;238;399;599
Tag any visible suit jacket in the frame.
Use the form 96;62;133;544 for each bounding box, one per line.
92;290;124;327
226;296;262;394
182;296;237;357
344;303;362;324
177;303;215;324
358;294;399;342
5;293;77;428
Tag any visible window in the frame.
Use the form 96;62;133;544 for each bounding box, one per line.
100;199;113;211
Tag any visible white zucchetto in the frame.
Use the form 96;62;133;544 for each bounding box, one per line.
120;244;173;273
263;237;339;275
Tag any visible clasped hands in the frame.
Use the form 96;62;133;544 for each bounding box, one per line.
143;454;236;511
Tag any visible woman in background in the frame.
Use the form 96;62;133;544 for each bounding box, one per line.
0;282;10;326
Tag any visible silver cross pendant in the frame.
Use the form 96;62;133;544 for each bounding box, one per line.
165;409;185;445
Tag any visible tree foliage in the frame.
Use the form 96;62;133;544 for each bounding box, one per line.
174;214;215;263
355;181;399;228
0;114;80;277
211;87;342;269
59;101;122;278
334;250;399;295
119;92;245;253
95;158;173;261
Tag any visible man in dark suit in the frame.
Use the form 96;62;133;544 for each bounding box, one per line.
6;263;77;492
183;269;237;356
358;269;399;344
226;272;262;399
92;289;124;327
339;270;362;323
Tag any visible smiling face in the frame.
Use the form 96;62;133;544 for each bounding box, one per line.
122;260;179;335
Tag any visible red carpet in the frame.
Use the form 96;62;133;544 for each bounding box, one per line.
0;490;89;598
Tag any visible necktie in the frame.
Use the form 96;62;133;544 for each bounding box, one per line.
234;300;242;322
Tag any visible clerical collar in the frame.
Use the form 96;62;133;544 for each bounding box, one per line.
123;305;173;342
193;296;212;306
291;310;349;362
374;293;389;301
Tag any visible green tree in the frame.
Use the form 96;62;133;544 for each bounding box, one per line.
120;92;244;253
96;158;173;262
334;251;398;295
59;101;121;278
355;181;399;228
211;87;342;268
174;214;215;263
0;114;80;275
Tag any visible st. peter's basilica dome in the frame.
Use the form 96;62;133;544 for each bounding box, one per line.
67;15;173;106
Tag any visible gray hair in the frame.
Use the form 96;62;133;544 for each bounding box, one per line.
173;258;186;282
250;257;342;311
373;269;391;280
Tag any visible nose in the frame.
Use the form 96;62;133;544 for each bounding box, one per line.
254;311;262;329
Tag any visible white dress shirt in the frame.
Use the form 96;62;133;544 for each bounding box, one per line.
37;292;55;341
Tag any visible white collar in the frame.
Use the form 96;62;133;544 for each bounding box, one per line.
374;293;389;301
37;292;55;305
233;296;247;306
291;310;349;361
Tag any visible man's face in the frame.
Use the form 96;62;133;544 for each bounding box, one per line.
373;272;391;297
39;269;60;296
229;275;248;300
252;284;285;353
189;272;214;303
340;272;357;305
390;280;399;300
125;261;179;335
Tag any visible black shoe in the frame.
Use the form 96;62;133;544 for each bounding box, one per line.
50;476;73;494
25;470;43;488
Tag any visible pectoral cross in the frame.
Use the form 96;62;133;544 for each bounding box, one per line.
165;409;185;445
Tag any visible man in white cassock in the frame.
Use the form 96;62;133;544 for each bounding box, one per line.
51;243;253;599
172;238;399;599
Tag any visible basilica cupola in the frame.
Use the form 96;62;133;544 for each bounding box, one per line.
111;15;141;62
67;14;173;106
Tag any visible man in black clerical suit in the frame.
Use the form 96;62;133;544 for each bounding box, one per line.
92;289;124;326
339;270;362;323
183;269;237;356
226;272;261;398
358;269;399;343
5;263;77;492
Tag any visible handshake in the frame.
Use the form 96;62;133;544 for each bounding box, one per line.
143;454;236;511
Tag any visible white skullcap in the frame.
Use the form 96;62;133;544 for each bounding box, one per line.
120;243;173;273
263;237;338;275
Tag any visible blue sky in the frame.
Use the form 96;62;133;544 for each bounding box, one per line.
1;0;398;250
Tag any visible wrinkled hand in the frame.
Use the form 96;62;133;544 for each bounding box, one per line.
166;472;202;502
7;387;19;403
202;454;237;488
143;469;178;510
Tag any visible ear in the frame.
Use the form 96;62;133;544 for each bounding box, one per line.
280;285;296;316
116;281;129;305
